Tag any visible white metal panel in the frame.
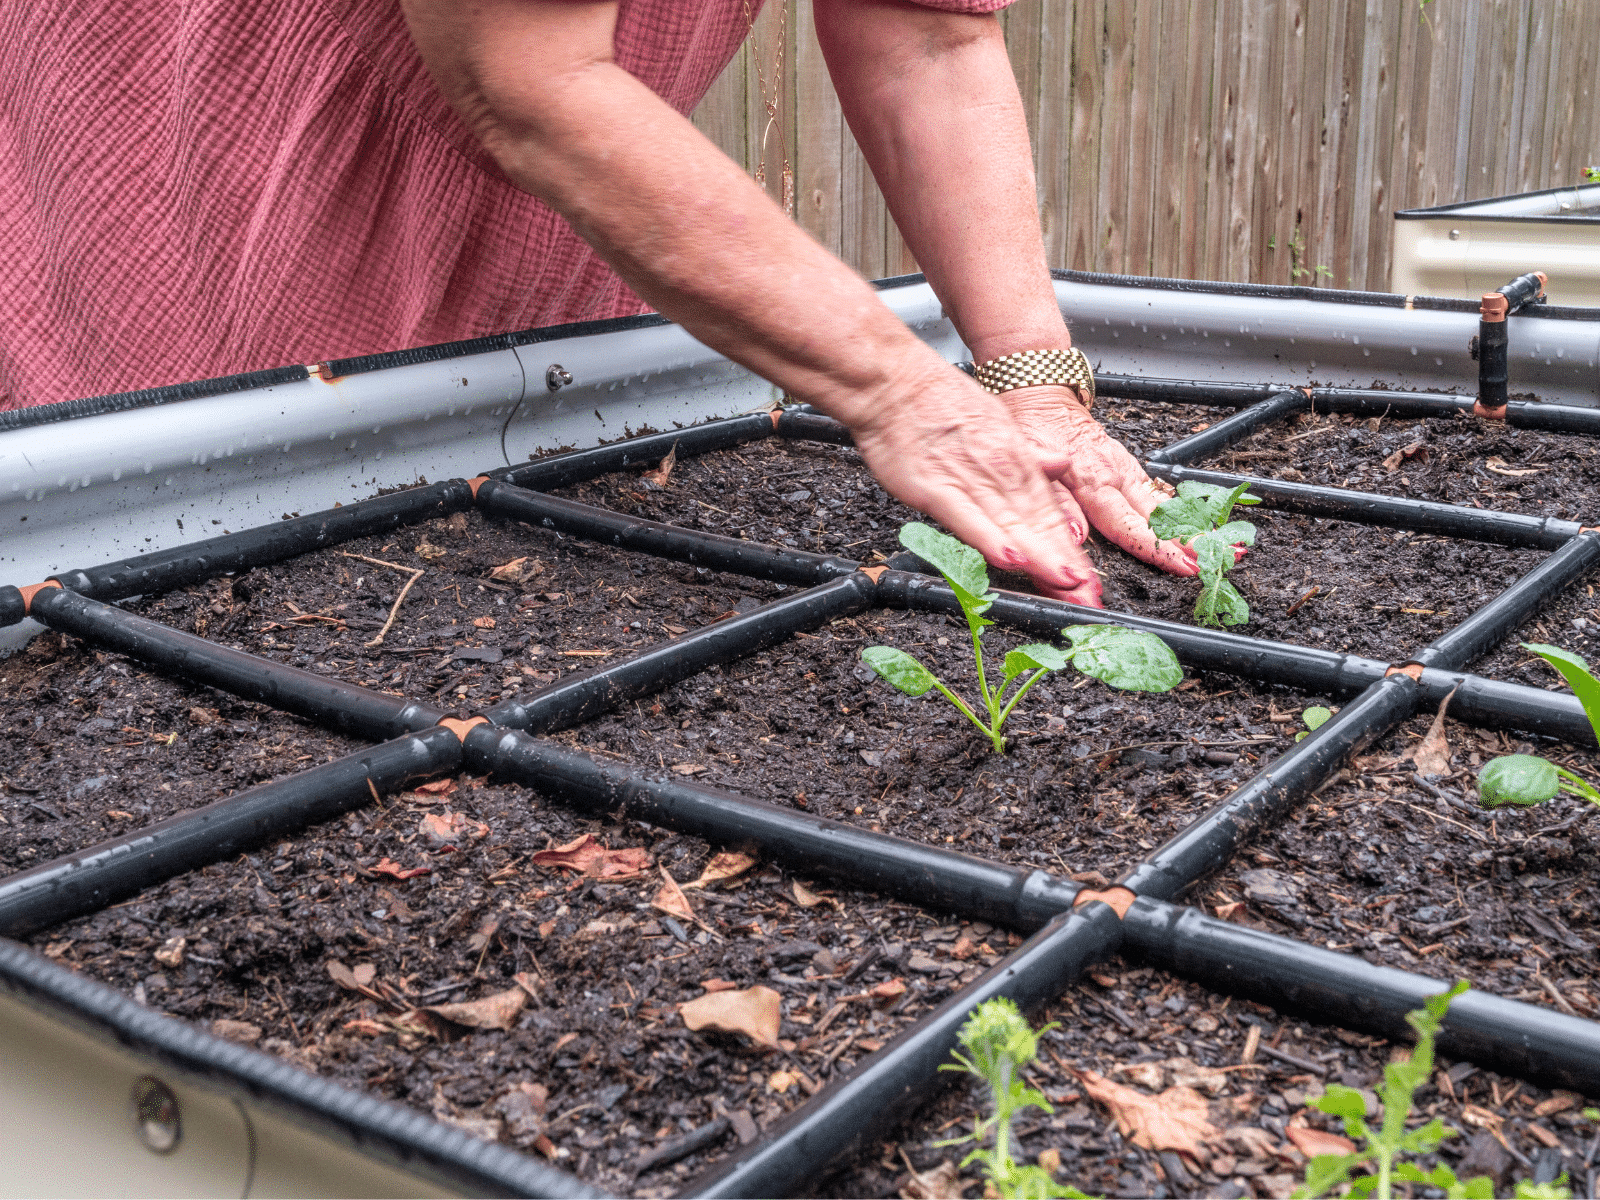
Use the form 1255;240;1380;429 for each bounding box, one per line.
1391;215;1600;306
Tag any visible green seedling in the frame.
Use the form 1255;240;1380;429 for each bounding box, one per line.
861;524;1182;753
939;997;1094;1199
1296;705;1333;742
1477;643;1600;809
1294;981;1486;1200
1148;480;1260;628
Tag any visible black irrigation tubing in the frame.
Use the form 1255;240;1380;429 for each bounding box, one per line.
772;408;854;444
492;413;778;492
1120;899;1600;1096
681;907;1124;1200
462;726;1082;931
1411;531;1600;672
1117;672;1421;903
1145;463;1584;550
477;481;860;587
485;573;877;734
28;587;446;741
0;725;462;939
0;942;605;1200
1419;667;1596;747
42;479;479;608
1145;389;1306;465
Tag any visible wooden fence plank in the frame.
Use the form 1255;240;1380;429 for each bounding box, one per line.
689;0;1600;289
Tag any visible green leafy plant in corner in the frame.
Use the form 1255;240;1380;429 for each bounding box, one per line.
1294;981;1488;1200
939;997;1095;1199
1147;480;1260;628
1584;166;1600;184
861;524;1182;754
1296;706;1334;742
1477;643;1600;809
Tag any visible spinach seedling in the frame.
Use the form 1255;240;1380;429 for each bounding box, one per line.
1294;981;1485;1200
1477;643;1600;809
1148;480;1260;628
939;997;1094;1200
861;524;1182;753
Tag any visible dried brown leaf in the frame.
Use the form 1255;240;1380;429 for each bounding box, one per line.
1076;1070;1218;1157
488;556;532;582
679;985;782;1048
530;833;651;880
472;616;497;629
414;777;458;796
671;762;708;776
1286;1125;1356;1158
370;857;431;880
415;540;448;560
898;1158;964;1200
1485;456;1541;477
684;850;758;889
326;960;361;990
792;879;832;908
423;985;528;1033
1403;687;1457;776
640;442;678;488
653;866;696;923
351;963;376;987
418;810;490;849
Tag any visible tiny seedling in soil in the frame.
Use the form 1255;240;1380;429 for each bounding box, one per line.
1295;980;1497;1200
939;997;1094;1199
1477;643;1600;809
1296;705;1333;742
1147;480;1260;628
861;524;1181;753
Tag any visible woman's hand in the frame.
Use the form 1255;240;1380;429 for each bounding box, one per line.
848;369;1114;606
1002;384;1200;578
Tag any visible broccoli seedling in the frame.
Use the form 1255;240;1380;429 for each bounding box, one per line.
1148;480;1260;628
862;524;1182;753
1294;981;1487;1200
939;997;1095;1199
1477;643;1600;809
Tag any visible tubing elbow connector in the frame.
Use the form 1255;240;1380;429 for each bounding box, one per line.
439;715;490;743
1385;662;1424;682
17;581;62;615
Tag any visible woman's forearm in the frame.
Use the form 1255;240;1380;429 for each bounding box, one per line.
813;0;1068;365
401;0;959;436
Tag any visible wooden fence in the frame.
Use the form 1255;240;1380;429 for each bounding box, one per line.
690;0;1600;291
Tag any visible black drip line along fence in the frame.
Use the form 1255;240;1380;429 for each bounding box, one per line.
3;367;1600;1198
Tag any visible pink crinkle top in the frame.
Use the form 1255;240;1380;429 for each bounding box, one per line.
0;0;1009;409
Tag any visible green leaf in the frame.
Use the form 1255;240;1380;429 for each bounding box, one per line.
860;646;937;697
1148;485;1218;543
1003;644;1070;681
1478;754;1561;807
899;522;993;604
1312;1084;1369;1123
1346;1173;1382;1198
1193;532;1237;579
1062;625;1182;692
1514;1175;1572;1200
1457;1176;1497;1200
1208;481;1261;525
1296;1154;1361;1200
1303;706;1333;732
1522;641;1600;748
1196;573;1249;627
1211;520;1258;546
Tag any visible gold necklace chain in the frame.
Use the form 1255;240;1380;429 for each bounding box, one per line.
742;0;794;216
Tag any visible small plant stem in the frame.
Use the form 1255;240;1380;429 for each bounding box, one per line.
1375;1148;1392;1200
993;1059;1014;1177
927;677;993;745
966;611;993;713
1555;765;1600;806
996;669;1052;731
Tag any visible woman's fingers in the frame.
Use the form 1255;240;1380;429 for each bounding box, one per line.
849;384;1106;606
1005;385;1202;576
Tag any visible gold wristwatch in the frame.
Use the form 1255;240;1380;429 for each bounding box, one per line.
971;347;1095;405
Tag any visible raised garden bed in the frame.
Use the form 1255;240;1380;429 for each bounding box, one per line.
2;382;1599;1199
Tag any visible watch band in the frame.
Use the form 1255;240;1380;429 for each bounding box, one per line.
971;347;1096;402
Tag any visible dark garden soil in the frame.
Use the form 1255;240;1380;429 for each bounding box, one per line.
2;399;1598;1198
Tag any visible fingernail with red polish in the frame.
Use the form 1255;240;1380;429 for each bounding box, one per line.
1000;547;1029;569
